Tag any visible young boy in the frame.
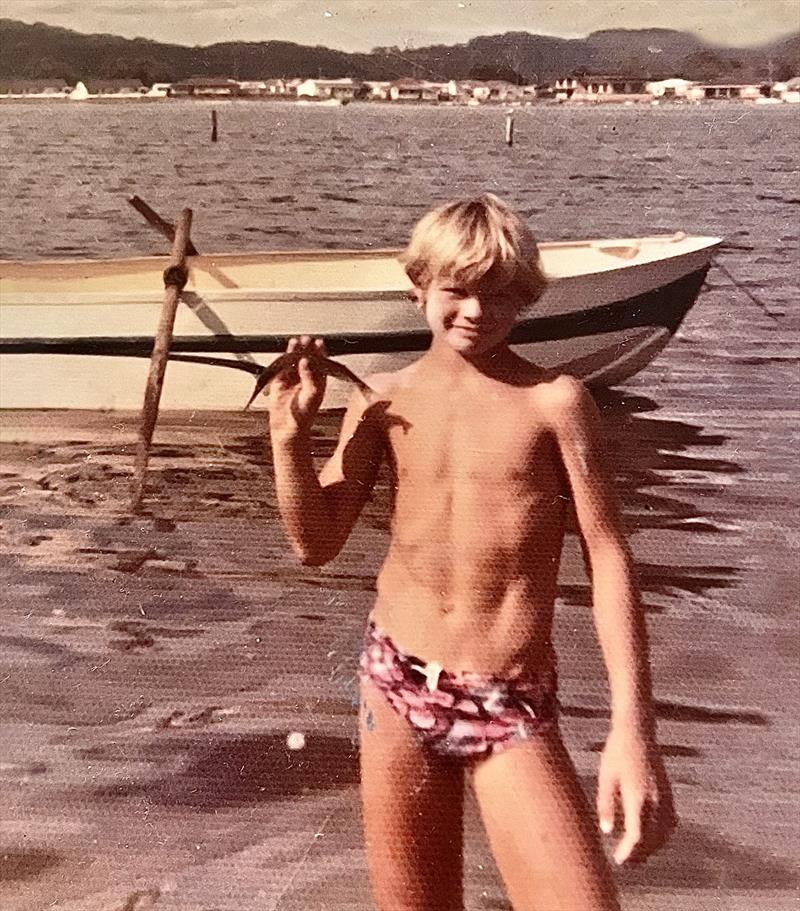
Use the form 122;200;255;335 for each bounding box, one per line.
267;194;675;911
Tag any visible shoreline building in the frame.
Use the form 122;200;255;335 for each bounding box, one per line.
168;78;240;98
296;78;361;101
262;78;301;98
700;83;768;100
646;78;702;101
0;79;71;97
775;76;800;102
469;80;529;103
82;80;145;97
389;78;448;102
554;75;648;102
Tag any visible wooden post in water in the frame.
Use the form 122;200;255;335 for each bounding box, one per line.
130;208;192;512
211;108;218;142
504;112;514;147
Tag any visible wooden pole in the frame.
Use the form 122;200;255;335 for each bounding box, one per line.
128;196;199;255
130;208;193;512
127;195;237;288
504;112;514;147
211;108;218;142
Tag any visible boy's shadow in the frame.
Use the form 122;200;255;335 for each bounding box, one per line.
613;821;799;891
595;388;743;529
480;814;797;910
584;389;744;602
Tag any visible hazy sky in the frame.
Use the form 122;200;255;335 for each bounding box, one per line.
4;0;798;51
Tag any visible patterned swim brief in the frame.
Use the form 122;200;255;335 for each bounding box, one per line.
359;619;558;758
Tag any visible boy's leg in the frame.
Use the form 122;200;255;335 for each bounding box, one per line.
471;730;620;911
359;678;465;911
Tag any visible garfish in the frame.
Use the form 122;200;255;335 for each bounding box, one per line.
243;351;378;410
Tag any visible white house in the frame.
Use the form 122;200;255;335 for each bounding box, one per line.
780;76;800;102
470;81;525;103
0;79;71;97
236;80;268;97
363;80;392;100
556;75;648;102
646;78;697;99
701;83;764;101
388;79;447;102
145;83;171;97
297;78;359;100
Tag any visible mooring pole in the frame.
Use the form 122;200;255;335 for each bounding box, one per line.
505;111;514;147
211;108;218;142
130;208;193;512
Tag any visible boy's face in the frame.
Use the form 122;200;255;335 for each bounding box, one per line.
419;277;522;357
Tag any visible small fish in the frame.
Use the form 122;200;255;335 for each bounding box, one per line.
244;351;377;410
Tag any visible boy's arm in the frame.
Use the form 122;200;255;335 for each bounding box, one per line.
546;375;675;863
271;386;384;566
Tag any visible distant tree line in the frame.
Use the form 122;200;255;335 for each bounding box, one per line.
1;18;797;85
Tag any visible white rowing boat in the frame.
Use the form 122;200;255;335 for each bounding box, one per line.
0;233;720;410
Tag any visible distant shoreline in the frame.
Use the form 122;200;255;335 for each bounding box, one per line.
0;96;794;107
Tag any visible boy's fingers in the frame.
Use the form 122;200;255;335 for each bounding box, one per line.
614;824;642;865
298;356;323;390
596;772;617;834
287;337;298;353
614;833;638;865
315;338;327;357
299;355;317;376
614;792;644;864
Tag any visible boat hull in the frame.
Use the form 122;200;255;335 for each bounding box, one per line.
0;236;718;409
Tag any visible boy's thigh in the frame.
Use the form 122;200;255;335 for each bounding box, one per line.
471;731;620;911
359;678;465;911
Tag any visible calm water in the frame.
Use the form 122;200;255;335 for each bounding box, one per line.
0;101;796;273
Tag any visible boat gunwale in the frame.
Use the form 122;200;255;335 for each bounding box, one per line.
0;240;722;307
1;246;714;306
0;289;415;305
0;234;723;273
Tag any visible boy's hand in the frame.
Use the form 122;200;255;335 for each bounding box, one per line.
268;336;327;434
597;726;676;865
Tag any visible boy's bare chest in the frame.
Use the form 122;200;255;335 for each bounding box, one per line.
383;390;560;488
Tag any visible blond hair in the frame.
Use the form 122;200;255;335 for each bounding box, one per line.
400;193;548;305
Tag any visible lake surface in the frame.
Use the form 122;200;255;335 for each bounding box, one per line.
0;101;797;275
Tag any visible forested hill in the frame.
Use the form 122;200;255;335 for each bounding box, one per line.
1;18;798;85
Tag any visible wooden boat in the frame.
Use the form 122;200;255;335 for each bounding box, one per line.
0;233;720;410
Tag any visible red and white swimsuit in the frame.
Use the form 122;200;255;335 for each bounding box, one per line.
359;619;558;759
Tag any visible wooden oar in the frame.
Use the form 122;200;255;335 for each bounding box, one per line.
130;209;192;512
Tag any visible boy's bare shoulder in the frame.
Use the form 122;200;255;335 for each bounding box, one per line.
529;373;597;430
365;361;422;398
